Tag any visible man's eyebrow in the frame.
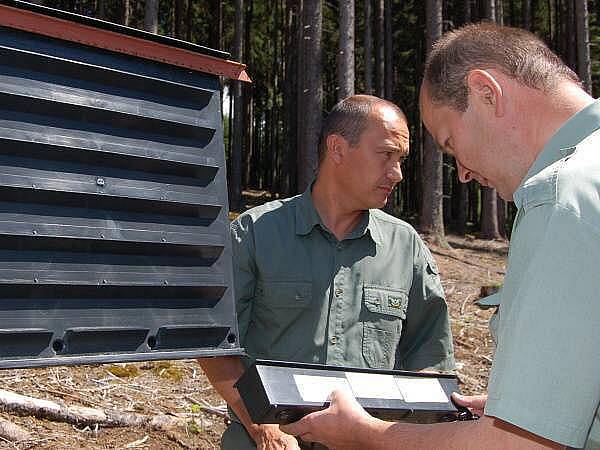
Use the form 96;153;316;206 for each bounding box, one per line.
377;145;401;151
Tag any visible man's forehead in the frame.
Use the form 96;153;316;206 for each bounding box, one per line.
370;103;406;123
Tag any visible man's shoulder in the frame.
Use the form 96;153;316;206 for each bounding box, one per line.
369;208;419;235
233;194;301;228
518;133;600;232
554;133;600;226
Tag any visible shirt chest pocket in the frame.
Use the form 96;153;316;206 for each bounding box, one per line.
362;285;408;369
255;281;312;309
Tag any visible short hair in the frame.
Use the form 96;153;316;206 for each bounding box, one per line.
423;22;580;112
317;95;406;164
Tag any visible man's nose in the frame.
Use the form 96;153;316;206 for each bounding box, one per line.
456;161;472;183
387;162;403;183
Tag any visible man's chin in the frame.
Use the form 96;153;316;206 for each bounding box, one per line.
373;196;389;209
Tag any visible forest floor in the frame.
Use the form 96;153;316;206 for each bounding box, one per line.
0;193;509;450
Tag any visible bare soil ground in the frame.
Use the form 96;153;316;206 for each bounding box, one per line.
0;200;508;449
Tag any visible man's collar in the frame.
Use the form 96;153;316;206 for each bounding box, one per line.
366;211;384;246
294;184;383;245
514;99;600;209
295;185;322;236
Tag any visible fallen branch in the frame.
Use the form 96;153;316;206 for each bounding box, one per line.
0;416;31;443
0;388;181;431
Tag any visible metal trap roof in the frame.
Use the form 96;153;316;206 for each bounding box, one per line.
0;1;247;368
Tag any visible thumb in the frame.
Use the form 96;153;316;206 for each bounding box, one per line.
280;417;306;436
451;392;469;406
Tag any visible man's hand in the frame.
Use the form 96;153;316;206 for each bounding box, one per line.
280;389;376;450
252;423;301;450
451;392;487;417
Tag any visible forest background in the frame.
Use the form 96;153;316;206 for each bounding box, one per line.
28;0;600;243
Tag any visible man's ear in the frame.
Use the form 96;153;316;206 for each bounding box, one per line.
466;69;504;117
325;134;349;164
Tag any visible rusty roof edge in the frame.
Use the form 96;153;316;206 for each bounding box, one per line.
0;3;252;83
0;0;230;58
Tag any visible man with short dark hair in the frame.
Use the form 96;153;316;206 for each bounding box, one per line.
281;22;599;450
199;95;455;450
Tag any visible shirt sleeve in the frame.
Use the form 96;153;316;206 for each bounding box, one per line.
230;215;257;345
485;204;600;448
395;235;455;372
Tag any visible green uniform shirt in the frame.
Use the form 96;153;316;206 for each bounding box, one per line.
223;190;455;449
231;187;455;372
485;100;600;449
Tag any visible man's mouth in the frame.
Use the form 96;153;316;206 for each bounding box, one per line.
378;185;395;194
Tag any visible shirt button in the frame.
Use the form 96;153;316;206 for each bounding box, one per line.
336;243;343;251
330;336;337;344
335;288;343;297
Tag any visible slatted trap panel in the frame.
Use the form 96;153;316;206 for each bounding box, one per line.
0;1;249;368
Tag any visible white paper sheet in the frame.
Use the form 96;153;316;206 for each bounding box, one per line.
394;376;449;403
293;374;352;403
345;372;404;399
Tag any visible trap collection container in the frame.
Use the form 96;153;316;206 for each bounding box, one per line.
0;0;249;368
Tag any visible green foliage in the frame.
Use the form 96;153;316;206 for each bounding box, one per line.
106;364;140;378
152;361;184;382
190;403;202;414
186;420;203;435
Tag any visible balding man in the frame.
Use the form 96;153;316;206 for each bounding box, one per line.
282;23;599;450
199;95;455;450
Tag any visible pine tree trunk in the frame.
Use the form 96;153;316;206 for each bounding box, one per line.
482;0;496;21
364;0;373;94
144;0;159;33
122;0;131;26
97;0;106;20
297;0;322;192
462;0;472;25
496;0;503;24
384;0;393;100
186;0;193;41
522;0;531;29
497;192;506;237
229;0;245;211
282;0;299;195
421;0;446;246
208;0;223;51
456;181;468;236
337;0;355;100
481;187;501;238
174;0;185;39
575;0;592;94
566;0;577;71
374;0;384;98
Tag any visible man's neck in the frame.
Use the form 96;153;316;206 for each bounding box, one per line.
506;81;594;198
527;82;594;165
311;176;365;241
